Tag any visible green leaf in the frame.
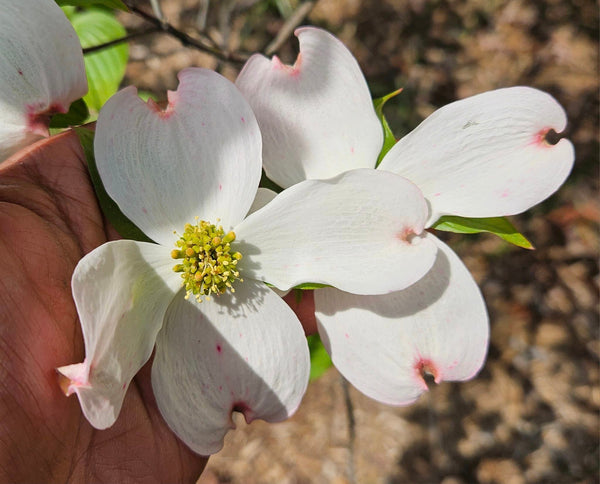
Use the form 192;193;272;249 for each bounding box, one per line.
431;215;534;249
137;91;158;103
308;334;333;380
49;98;89;128
71;9;129;112
373;88;403;167
56;0;128;11
60;5;77;20
74;127;153;242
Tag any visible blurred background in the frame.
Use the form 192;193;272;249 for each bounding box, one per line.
106;0;598;482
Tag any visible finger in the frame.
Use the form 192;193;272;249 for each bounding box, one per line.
283;290;317;336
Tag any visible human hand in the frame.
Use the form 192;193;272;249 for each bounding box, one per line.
0;130;313;483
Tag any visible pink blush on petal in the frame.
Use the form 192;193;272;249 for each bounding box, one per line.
232;401;254;424
272;53;302;77
146;91;178;119
414;358;441;390
57;361;91;396
531;128;553;148
26;102;67;137
396;227;420;245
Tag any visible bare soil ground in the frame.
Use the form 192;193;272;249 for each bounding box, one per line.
121;1;599;482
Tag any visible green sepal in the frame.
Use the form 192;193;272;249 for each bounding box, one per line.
373;88;403;167
263;282;330;291
308;334;333;381
431;215;534;249
259;170;283;194
71;8;129;112
74;127;154;243
293;282;330;290
49;98;89;128
56;0;128;11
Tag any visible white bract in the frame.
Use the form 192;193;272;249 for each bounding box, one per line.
57;68;443;454
0;0;87;162
236;27;575;405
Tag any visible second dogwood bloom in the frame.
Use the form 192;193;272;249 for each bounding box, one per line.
0;0;87;162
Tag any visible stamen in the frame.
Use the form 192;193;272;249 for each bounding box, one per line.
172;220;243;301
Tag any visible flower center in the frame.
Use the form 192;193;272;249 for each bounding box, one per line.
171;219;243;301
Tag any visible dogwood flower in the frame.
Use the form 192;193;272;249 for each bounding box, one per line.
236;27;575;404
0;0;87;162
57;68;445;453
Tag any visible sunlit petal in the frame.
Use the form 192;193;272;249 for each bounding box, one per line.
315;236;489;405
151;280;309;455
57;240;181;429
378;87;574;224
235;169;437;294
95;68;262;245
236;27;382;188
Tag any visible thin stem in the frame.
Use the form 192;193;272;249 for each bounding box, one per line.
341;377;357;484
264;1;316;55
216;0;237;72
196;0;210;30
149;0;165;23
82;27;161;55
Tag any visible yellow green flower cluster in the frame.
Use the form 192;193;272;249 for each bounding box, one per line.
171;219;242;301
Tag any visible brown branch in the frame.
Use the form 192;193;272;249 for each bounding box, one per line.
82;27;160;55
83;0;312;63
122;1;250;64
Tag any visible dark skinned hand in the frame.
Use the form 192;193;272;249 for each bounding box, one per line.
0;129;316;483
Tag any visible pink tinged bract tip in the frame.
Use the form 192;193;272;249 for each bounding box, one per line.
414;358;441;391
57;364;91;396
146;93;177;119
232;401;254;424
271;53;302;77
26;102;67;137
532;128;554;148
396;226;421;245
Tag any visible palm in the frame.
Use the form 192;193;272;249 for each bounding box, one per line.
0;130;207;483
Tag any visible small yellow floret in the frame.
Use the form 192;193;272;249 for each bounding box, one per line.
171;220;243;301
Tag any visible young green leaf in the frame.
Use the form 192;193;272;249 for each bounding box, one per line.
74;127;153;242
307;334;333;380
431;215;534;249
70;9;129;112
56;0;128;11
373;88;402;167
49;98;89;128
